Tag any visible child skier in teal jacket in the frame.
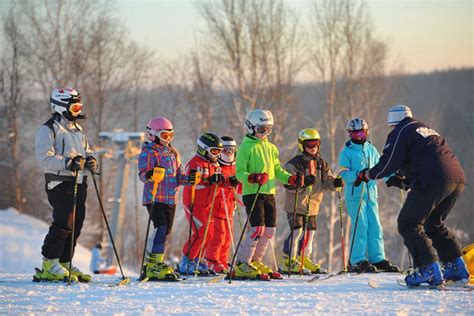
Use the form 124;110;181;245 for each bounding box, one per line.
338;118;399;273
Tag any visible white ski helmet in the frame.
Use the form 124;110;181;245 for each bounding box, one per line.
50;88;82;118
219;136;237;165
346;117;369;131
245;109;274;136
387;105;413;126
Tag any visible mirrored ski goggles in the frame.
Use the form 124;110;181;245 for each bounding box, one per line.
255;125;273;135
209;147;223;156
349;129;368;140
69;102;83;115
223;146;237;155
304;139;321;149
158;130;174;141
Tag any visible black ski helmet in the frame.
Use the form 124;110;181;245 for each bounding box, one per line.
197;132;223;161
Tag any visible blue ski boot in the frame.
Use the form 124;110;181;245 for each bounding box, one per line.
405;261;443;287
179;256;197;275
443;256;470;283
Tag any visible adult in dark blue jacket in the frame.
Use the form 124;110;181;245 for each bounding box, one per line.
355;105;469;287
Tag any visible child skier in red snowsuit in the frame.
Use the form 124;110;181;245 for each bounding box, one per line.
179;133;225;275
205;136;240;273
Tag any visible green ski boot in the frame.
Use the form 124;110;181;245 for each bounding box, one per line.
61;261;92;282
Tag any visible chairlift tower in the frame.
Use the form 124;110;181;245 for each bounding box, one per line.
98;131;144;266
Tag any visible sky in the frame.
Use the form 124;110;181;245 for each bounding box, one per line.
114;0;473;74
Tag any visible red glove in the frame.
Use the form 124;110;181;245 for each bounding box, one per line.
288;173;304;188
354;168;370;187
248;173;269;186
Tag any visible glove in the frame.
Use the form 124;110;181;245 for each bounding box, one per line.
85;156;98;173
248;173;269;186
188;169;198;185
229;176;240;187
209;173;225;184
354;168;369;187
145;169;154;181
333;177;344;188
66;155;85;172
304;175;316;187
386;175;409;190
288;173;304;188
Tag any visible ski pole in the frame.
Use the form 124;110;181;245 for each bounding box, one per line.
139;166;165;281
269;238;279;273
91;171;130;285
195;184;219;276
222;188;236;254
348;182;365;270
288;186;300;278
67;171;80;286
185;169;202;278
228;184;262;284
337;186;347;273
299;179;313;274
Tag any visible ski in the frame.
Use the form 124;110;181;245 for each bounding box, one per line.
396;279;474;291
207;273;227;284
307;272;338;282
108;277;131;287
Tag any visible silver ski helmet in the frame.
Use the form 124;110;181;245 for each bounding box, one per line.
347;117;369;143
197;133;223;162
219;136;237;165
50;88;83;119
387;105;413;126
245;109;274;136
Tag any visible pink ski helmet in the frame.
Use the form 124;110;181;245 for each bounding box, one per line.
146;117;174;142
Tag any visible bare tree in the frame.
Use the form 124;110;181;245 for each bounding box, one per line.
308;0;389;270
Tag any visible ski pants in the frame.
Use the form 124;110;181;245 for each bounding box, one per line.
347;198;385;265
237;194;276;264
182;206;214;260
283;214;317;258
205;215;233;266
146;202;176;255
398;182;464;267
42;181;87;262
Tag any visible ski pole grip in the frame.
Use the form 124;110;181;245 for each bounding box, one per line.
151;166;166;197
190;170;202;203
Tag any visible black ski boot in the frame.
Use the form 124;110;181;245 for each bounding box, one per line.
349;260;378;273
373;260;400;273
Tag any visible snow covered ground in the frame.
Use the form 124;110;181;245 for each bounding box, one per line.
1;208;473;315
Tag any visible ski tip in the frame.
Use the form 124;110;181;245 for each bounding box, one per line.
368;278;379;288
118;277;131;286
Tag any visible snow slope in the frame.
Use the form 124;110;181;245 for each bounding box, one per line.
1;208;473;315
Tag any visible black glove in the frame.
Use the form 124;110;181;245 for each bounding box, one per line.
354;168;369;187
304;175;316;187
386;175;409;190
229;176;240;187
66;155;85;172
333;177;344;188
188;170;198;185
145;169;154;181
209;173;225;184
85;156;98;173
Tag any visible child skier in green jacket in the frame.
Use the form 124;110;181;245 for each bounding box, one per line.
233;109;303;280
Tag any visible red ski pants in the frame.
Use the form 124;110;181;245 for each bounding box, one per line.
205;216;233;266
182;205;214;260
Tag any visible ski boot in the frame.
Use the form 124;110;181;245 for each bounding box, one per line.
302;256;327;274
33;258;77;282
145;253;179;281
443;256;470;283
60;261;92;282
252;261;282;279
349;260;378;273
372;259;400;273
233;261;270;280
405;261;443;287
178;256;209;276
198;259;215;275
207;259;227;274
279;254;306;274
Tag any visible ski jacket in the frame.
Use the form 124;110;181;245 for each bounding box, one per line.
368;117;466;188
35;115;94;185
338;140;380;201
283;154;338;216
182;154;221;214
236;135;292;196
138;141;188;205
213;163;238;219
